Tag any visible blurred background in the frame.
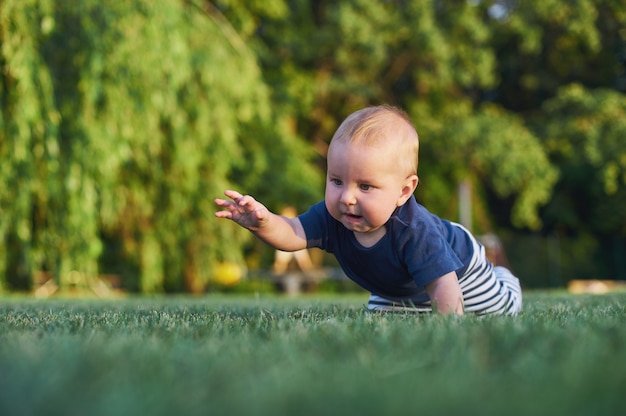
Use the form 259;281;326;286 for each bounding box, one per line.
1;0;625;295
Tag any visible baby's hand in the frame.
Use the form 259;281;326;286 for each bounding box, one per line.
214;190;270;230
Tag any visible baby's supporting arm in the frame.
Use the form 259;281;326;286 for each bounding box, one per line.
214;190;308;252
425;271;465;315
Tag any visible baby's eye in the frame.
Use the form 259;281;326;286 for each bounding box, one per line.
331;178;342;186
359;184;372;191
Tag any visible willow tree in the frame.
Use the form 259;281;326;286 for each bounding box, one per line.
0;0;320;292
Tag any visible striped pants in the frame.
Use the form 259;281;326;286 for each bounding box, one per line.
368;227;523;316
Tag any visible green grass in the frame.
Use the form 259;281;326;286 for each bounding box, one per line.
1;291;625;416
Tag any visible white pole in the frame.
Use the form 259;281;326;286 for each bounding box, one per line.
458;179;472;231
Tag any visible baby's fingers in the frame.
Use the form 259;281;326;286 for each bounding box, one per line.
223;189;243;201
214;197;230;207
220;190;258;212
214;210;233;219
214;198;237;210
236;195;258;210
214;199;234;218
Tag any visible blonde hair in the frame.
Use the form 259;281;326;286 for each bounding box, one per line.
329;105;419;175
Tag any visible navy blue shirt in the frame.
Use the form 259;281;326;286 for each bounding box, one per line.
299;196;475;300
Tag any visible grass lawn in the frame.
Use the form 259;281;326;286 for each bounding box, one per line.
1;291;625;416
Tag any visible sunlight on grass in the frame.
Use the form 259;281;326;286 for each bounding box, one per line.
1;291;625;416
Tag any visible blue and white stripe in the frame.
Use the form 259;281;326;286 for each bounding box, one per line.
368;224;522;316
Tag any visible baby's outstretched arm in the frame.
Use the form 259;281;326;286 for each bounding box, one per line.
214;190;308;252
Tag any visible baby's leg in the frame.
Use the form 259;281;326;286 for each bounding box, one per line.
494;266;522;314
462;265;522;315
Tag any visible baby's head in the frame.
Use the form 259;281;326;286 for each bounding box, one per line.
328;105;419;177
325;106;420;240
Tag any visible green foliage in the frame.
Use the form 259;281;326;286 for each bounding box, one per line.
538;84;626;234
414;102;557;230
240;0;499;141
1;293;626;415
2;0;625;291
0;0;321;292
489;0;624;111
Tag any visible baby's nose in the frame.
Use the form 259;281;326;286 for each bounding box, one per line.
340;190;357;206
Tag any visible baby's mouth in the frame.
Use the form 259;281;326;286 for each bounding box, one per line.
345;213;362;222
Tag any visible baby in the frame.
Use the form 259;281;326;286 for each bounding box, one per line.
215;105;522;315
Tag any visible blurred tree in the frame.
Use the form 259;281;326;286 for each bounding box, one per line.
537;84;626;236
3;0;624;291
486;0;626;112
415;102;557;230
0;0;320;292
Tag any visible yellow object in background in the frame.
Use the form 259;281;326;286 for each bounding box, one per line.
211;262;245;286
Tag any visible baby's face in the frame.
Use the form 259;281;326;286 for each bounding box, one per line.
325;141;411;242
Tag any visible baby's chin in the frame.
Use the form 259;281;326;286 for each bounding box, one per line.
340;213;366;228
342;218;379;235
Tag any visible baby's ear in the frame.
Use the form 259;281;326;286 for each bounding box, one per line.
398;175;419;206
